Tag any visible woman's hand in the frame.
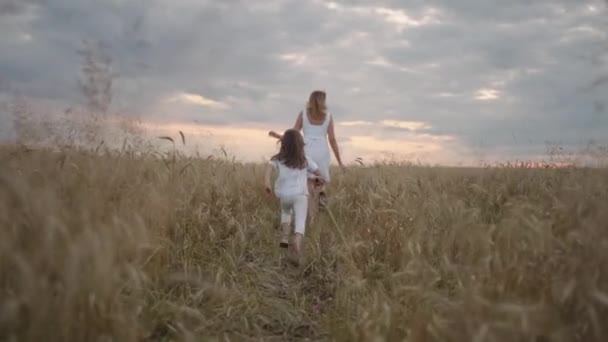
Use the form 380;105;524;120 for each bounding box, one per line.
311;176;325;191
311;169;328;183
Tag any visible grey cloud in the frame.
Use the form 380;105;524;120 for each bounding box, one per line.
1;0;607;161
0;0;41;16
365;0;608;150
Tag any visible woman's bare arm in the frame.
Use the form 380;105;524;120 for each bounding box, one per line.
327;117;344;168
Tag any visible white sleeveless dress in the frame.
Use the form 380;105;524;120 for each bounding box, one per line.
302;110;331;182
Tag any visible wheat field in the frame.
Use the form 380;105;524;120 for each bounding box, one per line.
1;143;608;342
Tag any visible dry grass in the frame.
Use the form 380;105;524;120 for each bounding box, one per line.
1;144;608;341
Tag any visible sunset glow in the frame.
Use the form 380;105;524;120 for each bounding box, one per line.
138;119;467;165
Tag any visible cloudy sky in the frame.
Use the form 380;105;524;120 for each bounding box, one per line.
1;0;607;165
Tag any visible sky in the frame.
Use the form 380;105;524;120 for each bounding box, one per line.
1;0;607;165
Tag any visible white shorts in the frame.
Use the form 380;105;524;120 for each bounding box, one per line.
279;194;308;235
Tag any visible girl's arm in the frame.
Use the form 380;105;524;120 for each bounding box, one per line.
268;112;303;141
312;169;323;179
294;112;303;131
306;158;325;182
268;131;282;140
327;117;344;168
264;164;274;194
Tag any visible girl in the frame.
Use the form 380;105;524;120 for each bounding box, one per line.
268;90;344;207
264;129;324;259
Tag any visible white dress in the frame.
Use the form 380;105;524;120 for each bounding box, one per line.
302;110;331;182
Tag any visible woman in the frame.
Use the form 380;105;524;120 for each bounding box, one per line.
269;90;344;207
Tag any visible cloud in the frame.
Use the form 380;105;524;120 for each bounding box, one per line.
474;88;500;101
0;0;41;16
1;0;607;164
340;120;432;132
166;92;229;110
279;53;309;66
320;2;442;32
340;121;375;127
381;120;432;131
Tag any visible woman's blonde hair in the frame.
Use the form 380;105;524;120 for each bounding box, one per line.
306;90;327;120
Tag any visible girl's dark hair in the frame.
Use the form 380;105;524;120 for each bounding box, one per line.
271;129;307;169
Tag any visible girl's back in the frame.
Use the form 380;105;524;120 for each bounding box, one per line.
271;159;311;198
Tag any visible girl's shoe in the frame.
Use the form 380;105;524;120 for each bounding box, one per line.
279;223;290;248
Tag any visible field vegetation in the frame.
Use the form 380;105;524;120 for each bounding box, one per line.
1;140;608;341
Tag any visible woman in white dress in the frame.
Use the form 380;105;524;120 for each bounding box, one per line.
269;90;344;206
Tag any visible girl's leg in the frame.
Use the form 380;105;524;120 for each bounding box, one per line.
280;223;290;248
292;195;308;259
293;195;308;236
279;197;294;248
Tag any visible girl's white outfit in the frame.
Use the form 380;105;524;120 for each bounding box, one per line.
302;111;331;182
270;156;319;235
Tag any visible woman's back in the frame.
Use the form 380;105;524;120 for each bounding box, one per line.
301;110;331;182
302;111;330;140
